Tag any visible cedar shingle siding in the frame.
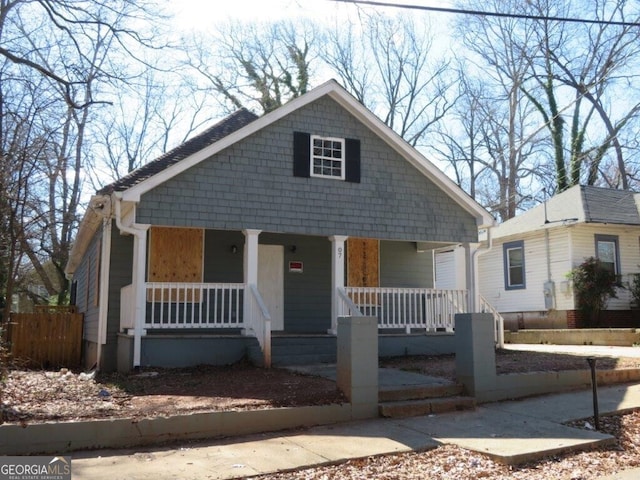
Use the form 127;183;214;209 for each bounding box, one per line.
136;96;477;243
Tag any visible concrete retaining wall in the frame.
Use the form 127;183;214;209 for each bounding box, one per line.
478;368;640;403
0;404;353;456
456;315;640;403
504;328;640;346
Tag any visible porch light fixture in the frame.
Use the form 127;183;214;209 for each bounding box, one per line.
289;245;297;253
230;245;238;254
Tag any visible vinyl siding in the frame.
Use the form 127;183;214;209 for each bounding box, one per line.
569;225;640;310
102;222;134;371
479;228;572;313
74;225;103;343
481;223;640;314
380;241;434;288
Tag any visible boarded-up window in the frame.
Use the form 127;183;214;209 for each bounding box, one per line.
148;227;204;302
347;237;379;304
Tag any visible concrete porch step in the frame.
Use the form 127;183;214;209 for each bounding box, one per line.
379;395;476;418
379;383;465;403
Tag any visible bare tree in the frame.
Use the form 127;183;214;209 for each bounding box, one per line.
88;62;213;185
521;0;640;191
450;0;547;220
0;0;168;316
187;19;318;114
324;11;455;147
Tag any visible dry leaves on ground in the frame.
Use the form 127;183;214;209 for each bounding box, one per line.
1;363;346;424
255;410;640;480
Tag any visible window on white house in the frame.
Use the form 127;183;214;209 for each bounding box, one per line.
503;240;525;290
310;135;345;179
595;234;620;275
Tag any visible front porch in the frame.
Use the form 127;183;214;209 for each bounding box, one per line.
117;281;502;370
116;226;502;371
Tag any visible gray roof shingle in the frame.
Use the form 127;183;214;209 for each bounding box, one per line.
581;185;640;225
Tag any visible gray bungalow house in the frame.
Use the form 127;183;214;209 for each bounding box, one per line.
66;80;494;372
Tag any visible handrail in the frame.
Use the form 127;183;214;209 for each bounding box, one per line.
249;284;272;368
480;295;505;348
337;287;365;317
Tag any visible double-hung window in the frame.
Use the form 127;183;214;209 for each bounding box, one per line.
503;240;525;290
311;136;345;180
293;132;360;183
595;234;620;276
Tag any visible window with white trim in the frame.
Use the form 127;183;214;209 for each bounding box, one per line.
595;234;620;275
503;240;525;290
310;135;345;180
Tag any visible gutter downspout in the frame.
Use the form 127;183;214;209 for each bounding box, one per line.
471;225;504;347
471;225;493;311
114;192;149;369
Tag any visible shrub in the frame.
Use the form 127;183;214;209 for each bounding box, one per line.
568;256;618;327
629;273;640;308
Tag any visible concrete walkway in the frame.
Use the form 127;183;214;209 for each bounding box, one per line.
503;343;640;358
70;381;640;479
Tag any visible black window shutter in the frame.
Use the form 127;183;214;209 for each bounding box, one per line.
293;131;310;178
345;138;361;183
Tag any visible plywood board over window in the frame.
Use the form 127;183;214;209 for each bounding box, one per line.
148;226;204;302
347;237;379;305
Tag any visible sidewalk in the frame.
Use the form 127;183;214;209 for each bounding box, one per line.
70;382;640;480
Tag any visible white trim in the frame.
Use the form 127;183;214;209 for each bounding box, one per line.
119;79;493;228
329;235;348;334
98;219;112;346
310;135;345;180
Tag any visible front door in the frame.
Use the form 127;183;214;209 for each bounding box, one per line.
258;245;284;331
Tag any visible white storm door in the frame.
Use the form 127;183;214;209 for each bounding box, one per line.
258;245;284;331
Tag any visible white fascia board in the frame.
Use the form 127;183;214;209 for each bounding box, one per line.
65;195;110;276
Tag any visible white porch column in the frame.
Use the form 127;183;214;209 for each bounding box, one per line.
463;242;475;312
243;229;261;332
132;225;149;368
329;235;348;334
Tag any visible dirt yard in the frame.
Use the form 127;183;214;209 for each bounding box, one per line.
2;349;640;425
3;349;640;479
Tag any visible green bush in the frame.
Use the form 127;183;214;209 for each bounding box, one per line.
568;256;618;327
629;273;640;308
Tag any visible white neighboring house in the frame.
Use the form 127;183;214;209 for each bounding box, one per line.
478;185;640;330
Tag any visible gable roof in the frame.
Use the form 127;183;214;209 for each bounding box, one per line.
491;185;640;239
98;108;258;195
115;79;493;228
67;80;494;276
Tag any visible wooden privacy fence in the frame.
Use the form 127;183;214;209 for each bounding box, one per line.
5;306;83;368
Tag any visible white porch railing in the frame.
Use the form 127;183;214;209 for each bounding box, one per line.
480;295;505;348
248;284;272;367
144;282;245;329
337;287;365;318
342;287;468;333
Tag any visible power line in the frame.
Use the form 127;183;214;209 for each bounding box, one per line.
328;0;640;28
